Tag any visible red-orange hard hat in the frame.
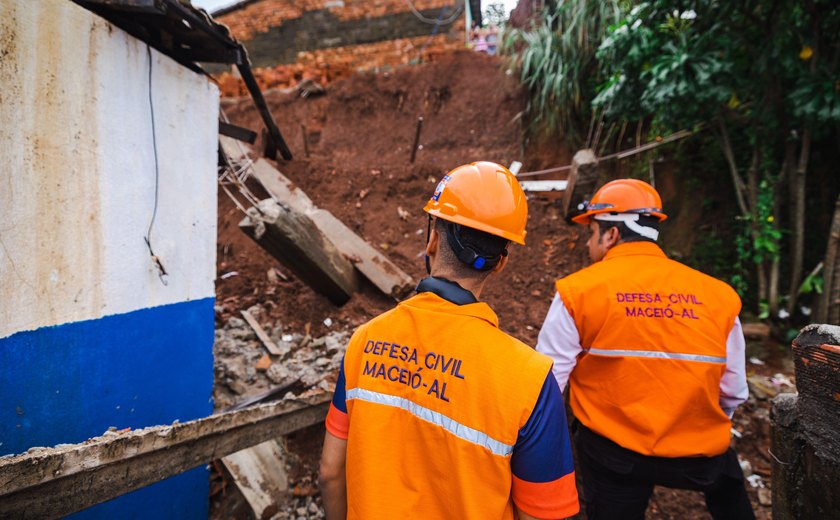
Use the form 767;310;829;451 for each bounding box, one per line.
423;161;528;244
571;179;667;225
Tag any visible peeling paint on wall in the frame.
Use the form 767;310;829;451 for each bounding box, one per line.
0;0;219;339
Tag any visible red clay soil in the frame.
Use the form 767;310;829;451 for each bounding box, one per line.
217;50;577;344
215;50;774;519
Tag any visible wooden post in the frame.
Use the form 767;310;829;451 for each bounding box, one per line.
0;394;330;518
771;324;840;519
561;149;599;221
410;116;424;164
240;199;359;306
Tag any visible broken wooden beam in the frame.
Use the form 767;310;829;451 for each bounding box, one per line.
221;137;414;299
240;199;359;305
519;180;569;192
240;309;284;356
237;57;293;161
219;120;257;144
0;394;330;518
222;440;288;519
561;149;599;221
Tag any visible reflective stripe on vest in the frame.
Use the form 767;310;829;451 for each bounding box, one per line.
347;387;514;456
587;347;726;364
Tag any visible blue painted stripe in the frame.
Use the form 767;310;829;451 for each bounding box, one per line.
0;298;215;519
347;387;514;456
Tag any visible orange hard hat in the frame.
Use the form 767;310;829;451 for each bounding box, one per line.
423;161;528;244
571;178;667;225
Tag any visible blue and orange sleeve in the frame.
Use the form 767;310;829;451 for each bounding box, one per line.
325;356;349;439
511;373;579;518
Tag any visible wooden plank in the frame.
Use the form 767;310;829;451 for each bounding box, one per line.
561;149;599;221
240;200;359;305
219;121;258;144
519;180;568;192
222;441;288;518
0;394;330;518
237;61;293;160
307;209;414;299
240;309;284;356
221;137;414;299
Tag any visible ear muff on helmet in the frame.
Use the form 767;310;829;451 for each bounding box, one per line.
444;221;507;272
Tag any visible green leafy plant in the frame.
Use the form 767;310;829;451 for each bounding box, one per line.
502;1;622;146
591;0;840;319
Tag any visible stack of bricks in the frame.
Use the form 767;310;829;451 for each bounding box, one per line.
213;0;465;97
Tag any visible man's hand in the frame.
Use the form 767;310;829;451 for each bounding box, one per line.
318;431;348;520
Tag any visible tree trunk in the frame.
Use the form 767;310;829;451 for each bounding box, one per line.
715;117;750;218
817;194;840;324
787;127;812;316
745;149;770;305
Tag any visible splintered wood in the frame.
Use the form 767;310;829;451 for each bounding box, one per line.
0;395;330;518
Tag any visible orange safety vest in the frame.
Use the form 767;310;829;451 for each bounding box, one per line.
557;242;741;457
342;291;555;519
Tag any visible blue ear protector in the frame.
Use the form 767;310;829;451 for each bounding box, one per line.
426;217;506;273
445;221;506;272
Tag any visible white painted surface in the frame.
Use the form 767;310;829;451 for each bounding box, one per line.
519;180;569;192
0;0;219;339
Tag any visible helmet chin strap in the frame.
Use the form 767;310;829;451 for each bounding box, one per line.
594;213;659;241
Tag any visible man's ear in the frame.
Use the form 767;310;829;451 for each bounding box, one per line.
426;227;439;258
492;251;509;274
603;226;621;248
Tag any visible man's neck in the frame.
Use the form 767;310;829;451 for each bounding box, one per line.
416;277;478;305
428;270;486;299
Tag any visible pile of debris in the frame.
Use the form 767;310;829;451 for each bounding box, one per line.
213;305;348;411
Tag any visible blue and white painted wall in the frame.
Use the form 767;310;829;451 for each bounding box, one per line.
0;0;218;516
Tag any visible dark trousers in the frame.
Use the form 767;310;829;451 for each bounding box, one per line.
574;424;755;520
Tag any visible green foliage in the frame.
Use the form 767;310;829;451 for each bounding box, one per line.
790;77;840;123
502;1;622;146
594;4;732;128
591;0;840;315
732;224;752;297
799;271;823;295
751;180;783;265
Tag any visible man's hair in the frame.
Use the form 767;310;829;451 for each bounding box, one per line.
434;218;508;280
596;215;661;243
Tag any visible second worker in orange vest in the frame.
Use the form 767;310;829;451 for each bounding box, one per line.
536;179;755;519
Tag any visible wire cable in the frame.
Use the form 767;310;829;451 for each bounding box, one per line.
145;45;168;285
404;0;464;25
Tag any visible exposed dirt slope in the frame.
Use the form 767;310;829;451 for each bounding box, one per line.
217;51;580;346
214;50;776;519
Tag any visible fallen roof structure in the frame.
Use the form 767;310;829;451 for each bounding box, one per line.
73;0;293;160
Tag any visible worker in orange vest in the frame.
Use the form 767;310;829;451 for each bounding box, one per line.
537;179;755;519
319;162;579;519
